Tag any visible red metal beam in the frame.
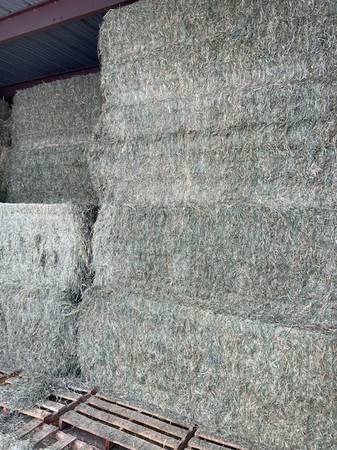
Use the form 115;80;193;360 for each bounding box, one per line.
0;65;100;99
0;0;137;45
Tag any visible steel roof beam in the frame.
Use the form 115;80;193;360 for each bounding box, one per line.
0;0;136;45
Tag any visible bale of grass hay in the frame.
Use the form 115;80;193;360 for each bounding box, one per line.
92;203;337;332
90;0;337;204
0;98;10;202
90;120;337;207
9;142;97;204
0;287;77;378
8;74;101;203
0;203;95;292
79;289;336;450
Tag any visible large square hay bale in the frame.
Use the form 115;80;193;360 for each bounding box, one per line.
90;119;337;206
0;287;77;377
0;203;95;292
8;143;97;203
90;0;336;204
12;75;101;146
8;74;101;203
91;203;337;332
78;289;336;450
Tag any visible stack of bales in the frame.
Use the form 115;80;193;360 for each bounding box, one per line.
0;98;10;201
81;0;336;448
8;74;101;203
0;204;95;375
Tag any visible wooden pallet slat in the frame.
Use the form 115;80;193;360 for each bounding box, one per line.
21;406;50;420
38;400;65;412
55;390;82;402
44;387;98;425
0;369;22;385
46;432;77;449
30;423;58;446
17;418;43;439
188;433;246;450
87;396;187;439
77;403;181;449
60;410;163;450
97;394;192;430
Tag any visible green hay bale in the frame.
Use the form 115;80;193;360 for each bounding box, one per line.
92;203;336;332
0;98;10;122
0;203;94;293
78;289;336;450
99;0;336;62
12;75;101;145
0;99;10;202
92;0;337;204
8;74;101;203
8;143;97;204
99;81;336;139
0;287;77;377
90;120;336;206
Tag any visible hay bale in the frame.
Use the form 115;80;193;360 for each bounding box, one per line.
90;0;337;204
0;287;77;377
98;81;336;138
92;203;336;332
90;120;337;206
12;75;101;145
8;74;101;203
99;0;336;64
0;99;10;202
0;203;94;292
78;289;336;450
8;143;97;203
0;98;10;122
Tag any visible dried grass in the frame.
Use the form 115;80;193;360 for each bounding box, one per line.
0;203;95;293
92;203;337;333
0;287;78;378
0;98;10;202
8;75;101;203
79;288;337;450
90;0;337;205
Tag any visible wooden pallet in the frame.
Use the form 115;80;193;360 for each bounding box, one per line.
58;389;196;450
18;417;94;449
187;431;246;450
2;380;244;450
0;368;22;385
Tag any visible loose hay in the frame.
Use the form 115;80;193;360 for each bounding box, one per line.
0;203;95;293
92;203;337;332
8;74;101;203
0;434;33;450
0;287;77;377
79;289;337;450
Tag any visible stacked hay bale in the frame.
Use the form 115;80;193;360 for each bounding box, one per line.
0;98;10;201
0;204;95;376
81;0;337;448
8;74;101;203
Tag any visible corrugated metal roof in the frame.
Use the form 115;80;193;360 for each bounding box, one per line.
0;13;103;89
0;0;44;18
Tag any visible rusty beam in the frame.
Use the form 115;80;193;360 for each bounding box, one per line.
0;0;138;46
